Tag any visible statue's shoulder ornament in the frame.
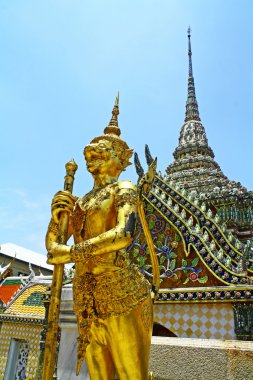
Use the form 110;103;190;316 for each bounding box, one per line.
117;180;136;191
115;181;137;209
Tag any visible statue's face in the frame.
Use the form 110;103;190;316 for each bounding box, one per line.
84;139;121;177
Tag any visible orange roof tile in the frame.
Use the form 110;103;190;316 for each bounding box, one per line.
0;282;22;304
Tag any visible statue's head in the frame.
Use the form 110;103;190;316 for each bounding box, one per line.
84;94;133;177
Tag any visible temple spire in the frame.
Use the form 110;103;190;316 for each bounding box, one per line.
185;27;201;122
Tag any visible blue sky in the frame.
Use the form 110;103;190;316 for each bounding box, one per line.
0;1;253;253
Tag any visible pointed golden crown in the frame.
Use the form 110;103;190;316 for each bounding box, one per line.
88;93;133;170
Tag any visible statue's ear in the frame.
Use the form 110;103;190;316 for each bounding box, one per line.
125;148;134;162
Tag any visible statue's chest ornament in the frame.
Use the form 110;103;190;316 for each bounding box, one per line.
72;184;115;237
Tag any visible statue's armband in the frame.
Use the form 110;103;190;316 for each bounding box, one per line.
115;181;138;238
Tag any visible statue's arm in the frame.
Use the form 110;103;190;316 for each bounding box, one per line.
47;181;137;264
45;217;73;251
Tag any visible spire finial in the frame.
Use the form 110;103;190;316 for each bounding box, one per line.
185;27;200;122
104;92;121;136
188;26;193;77
115;91;119;106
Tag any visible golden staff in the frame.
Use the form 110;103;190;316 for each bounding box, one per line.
42;159;78;380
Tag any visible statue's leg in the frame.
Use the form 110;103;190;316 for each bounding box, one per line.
85;336;116;380
76;313;116;379
106;295;153;380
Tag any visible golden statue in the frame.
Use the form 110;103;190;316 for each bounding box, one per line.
46;95;155;380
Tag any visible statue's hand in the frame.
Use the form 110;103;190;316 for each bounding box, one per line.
51;191;78;223
47;242;72;264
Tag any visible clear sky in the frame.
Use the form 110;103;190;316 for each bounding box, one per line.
0;0;253;254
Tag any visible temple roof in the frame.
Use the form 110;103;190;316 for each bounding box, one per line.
0;259;14;282
129;171;253;303
5;283;46;317
0;243;53;271
0;272;52;323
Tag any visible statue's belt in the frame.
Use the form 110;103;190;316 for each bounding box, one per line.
73;264;150;320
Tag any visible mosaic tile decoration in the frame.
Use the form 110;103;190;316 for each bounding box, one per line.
153;302;235;340
0;322;42;380
7;284;46;317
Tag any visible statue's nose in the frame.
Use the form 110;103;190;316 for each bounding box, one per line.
84;144;97;155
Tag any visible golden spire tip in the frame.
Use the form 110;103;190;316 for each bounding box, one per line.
115;91;119;106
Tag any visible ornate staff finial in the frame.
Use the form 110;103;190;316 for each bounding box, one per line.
104;92;121;136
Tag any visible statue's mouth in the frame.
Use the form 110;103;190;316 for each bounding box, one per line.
86;148;110;164
87;158;104;168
